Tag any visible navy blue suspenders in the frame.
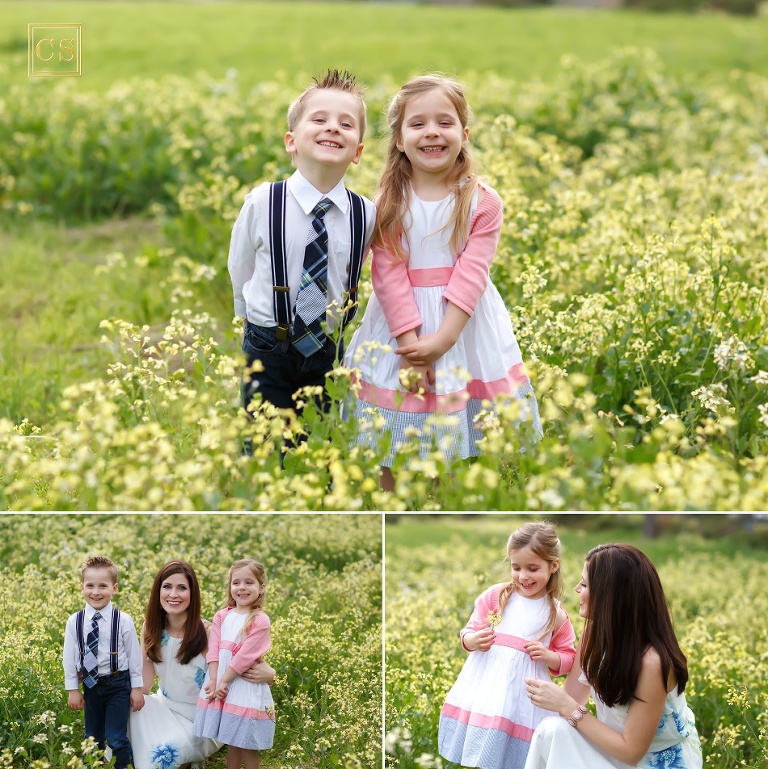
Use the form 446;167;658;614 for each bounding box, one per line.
268;181;291;342
343;188;366;330
76;608;121;677
268;181;367;344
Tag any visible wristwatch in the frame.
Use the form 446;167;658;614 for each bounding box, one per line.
564;705;588;727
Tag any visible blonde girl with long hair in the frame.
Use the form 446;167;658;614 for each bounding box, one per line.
344;74;541;491
438;522;576;769
194;559;274;769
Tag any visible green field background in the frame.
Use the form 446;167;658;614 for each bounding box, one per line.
2;2;767;510
385;514;768;768
2;2;767;89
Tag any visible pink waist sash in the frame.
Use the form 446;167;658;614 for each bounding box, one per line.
408;266;453;287
494;633;530;652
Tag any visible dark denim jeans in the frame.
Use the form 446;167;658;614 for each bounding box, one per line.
242;321;342;413
82;669;133;769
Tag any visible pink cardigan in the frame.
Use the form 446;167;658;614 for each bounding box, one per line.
206;607;271;674
459;583;577;677
371;184;504;338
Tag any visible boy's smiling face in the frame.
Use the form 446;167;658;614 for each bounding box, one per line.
285;88;364;174
81;566;118;610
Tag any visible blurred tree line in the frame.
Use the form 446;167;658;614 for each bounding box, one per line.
418;0;762;16
386;514;768;546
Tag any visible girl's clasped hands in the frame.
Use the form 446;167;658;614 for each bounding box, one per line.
203;678;229;701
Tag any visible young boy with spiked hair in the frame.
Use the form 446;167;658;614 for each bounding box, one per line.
228;69;376;437
63;556;144;769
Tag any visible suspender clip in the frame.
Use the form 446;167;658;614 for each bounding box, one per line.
276;323;289;342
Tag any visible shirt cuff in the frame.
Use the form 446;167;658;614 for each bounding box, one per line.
131;674;144;688
65;677;80;690
234;298;247;318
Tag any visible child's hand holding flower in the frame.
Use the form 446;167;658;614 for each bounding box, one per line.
487;610;503;631
464;618;497;652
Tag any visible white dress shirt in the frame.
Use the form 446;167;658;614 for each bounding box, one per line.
228;170;375;332
62;602;144;690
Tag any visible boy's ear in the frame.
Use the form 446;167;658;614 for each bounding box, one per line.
285;131;297;156
350;143;364;166
112;582;119;594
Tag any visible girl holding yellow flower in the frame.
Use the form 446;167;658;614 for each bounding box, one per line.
438;522;576;769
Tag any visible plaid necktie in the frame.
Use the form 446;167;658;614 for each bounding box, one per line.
82;612;100;688
292;198;333;356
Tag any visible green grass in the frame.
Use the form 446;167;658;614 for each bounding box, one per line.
0;217;186;423
2;1;768;92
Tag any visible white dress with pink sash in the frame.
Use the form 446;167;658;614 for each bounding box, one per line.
193;608;274;751
439;591;573;769
345;186;541;466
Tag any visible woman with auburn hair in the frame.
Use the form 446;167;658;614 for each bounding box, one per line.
128;561;276;769
523;544;703;769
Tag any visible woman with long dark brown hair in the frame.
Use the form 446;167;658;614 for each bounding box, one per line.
127;561;275;769
523;544;702;769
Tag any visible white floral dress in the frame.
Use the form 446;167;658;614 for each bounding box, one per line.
524;671;703;769
128;631;222;769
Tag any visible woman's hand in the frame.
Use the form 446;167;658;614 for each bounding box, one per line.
463;625;496;652
525;678;577;716
242;660;276;686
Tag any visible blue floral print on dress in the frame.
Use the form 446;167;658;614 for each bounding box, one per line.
647;744;685;769
195;666;205;689
150;742;180;769
161;688;168;698
672;710;687;734
656;713;668;735
160;630;170;647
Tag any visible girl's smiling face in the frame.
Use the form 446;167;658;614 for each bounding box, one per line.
396;88;469;181
160;572;191;617
230;566;263;610
509;546;558;600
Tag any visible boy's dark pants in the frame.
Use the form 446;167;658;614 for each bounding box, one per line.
242;321;341;414
82;670;133;769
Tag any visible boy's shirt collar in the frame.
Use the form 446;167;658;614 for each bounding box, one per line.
83;601;113;620
288;170;349;215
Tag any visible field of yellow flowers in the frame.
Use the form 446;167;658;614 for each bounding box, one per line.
385;515;768;769
1;45;767;510
0;513;382;769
